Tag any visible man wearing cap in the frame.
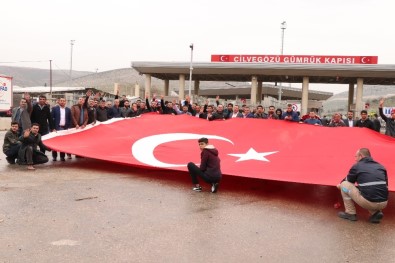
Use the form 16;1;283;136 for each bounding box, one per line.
379;98;395;138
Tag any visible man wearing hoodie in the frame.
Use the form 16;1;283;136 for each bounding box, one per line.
187;137;222;193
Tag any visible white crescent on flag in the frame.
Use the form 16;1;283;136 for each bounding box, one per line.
131;133;234;168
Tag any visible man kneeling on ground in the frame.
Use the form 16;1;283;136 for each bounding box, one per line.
18;123;49;170
187;137;221;193
337;148;388;223
3;121;22;164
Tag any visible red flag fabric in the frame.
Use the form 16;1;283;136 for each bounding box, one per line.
42;114;395;190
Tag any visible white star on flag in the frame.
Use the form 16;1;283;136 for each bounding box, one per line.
228;148;278;162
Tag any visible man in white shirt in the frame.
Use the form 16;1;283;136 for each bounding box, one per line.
50;97;72;161
344;111;355;127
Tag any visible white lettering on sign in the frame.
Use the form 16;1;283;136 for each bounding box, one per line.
212;55;377;64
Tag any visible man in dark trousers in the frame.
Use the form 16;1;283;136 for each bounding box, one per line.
12;93;32;136
187;138;222;193
30;95;55;153
2;121;21;164
379;98;395;137
18;123;49;170
337;148;388;223
51;97;72;161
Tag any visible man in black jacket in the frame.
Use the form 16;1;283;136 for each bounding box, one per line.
3;122;21;164
355;110;375;130
160;96;177;115
337;148;388;223
187;138;222;193
30;95;55;153
379;98;395;137
18;123;49;170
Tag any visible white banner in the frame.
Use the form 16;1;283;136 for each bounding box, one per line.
0;75;13;111
291;103;301;112
383;107;395;117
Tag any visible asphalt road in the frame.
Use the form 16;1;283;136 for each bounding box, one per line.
1;142;395;262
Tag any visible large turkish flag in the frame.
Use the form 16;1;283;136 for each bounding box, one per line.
42;114;395;190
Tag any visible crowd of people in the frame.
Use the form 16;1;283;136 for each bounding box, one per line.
3;90;395;170
2;91;392;223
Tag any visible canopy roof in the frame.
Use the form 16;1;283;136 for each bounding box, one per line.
132;62;395;85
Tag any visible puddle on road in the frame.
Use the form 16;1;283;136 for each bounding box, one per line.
51;239;81;246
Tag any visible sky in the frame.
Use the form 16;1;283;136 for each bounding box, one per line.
2;0;394;94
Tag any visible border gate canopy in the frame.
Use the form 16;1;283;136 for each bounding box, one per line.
132;62;395;85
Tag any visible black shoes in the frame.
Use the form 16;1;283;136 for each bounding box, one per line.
192;184;219;193
211;183;219;193
60;158;66;162
369;211;384;224
338;212;357;221
6;157;15;164
338;211;384;223
192;186;202;192
53;158;57;162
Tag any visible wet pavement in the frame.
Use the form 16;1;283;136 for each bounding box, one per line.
1;139;395;262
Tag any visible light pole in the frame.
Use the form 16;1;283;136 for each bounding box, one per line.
281;21;286;56
279;21;286;102
49;60;52;97
69;40;75;87
188;43;194;98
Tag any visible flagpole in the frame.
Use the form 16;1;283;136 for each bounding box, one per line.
69;40;75;87
49;59;52;97
279;21;286;103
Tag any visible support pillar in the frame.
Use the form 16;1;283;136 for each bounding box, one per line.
114;83;119;95
348;83;354;111
164;79;170;96
250;76;258;105
134;82;140;97
257;81;263;104
144;74;151;98
355;78;364;118
301;77;309;115
194;80;200;97
179;74;185;100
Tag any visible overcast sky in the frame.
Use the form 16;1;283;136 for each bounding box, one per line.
2;0;394;93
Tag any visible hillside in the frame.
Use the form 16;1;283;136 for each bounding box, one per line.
1;66;250;96
323;85;395;113
0;66;91;87
4;66;394;113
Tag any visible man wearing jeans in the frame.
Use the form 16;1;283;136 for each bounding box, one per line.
187;138;221;193
337;148;388;223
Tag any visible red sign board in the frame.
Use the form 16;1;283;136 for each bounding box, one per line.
211;55;378;64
